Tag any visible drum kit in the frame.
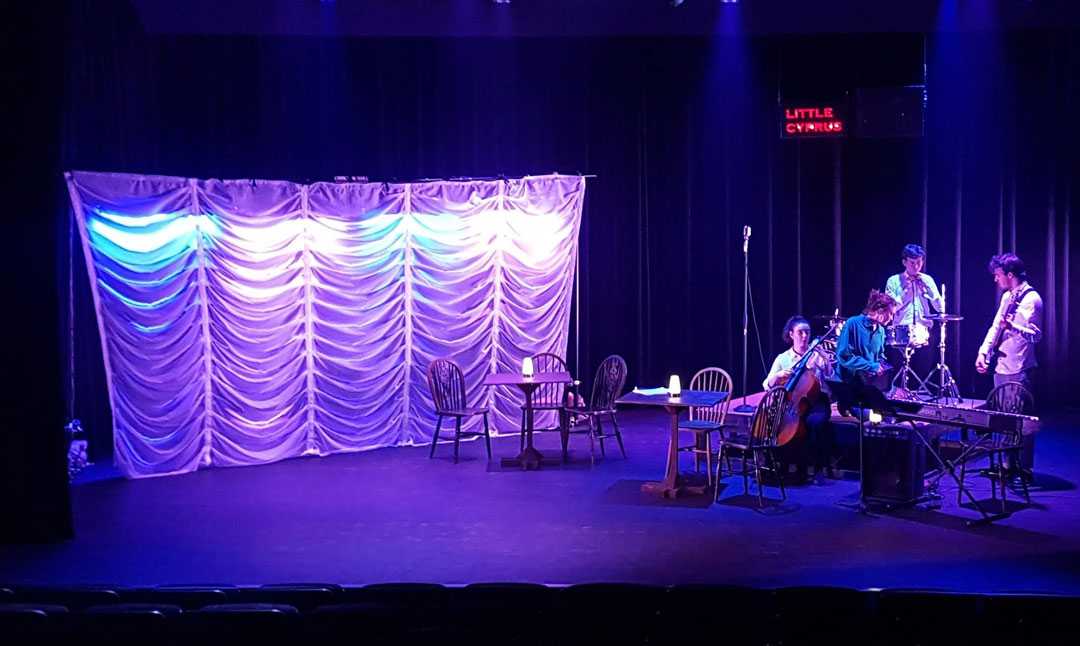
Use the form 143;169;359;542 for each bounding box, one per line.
811;308;963;403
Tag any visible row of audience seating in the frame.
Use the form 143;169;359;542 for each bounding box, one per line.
3;582;1079;644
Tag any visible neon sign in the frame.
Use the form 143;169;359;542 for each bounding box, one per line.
781;104;846;139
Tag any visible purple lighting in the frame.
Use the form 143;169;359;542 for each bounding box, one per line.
66;171;584;478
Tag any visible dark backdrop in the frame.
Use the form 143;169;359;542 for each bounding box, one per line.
55;0;1080;466
2;4;73;541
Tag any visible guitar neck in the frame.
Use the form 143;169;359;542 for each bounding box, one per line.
989;287;1027;359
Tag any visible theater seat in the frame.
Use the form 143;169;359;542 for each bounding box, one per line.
560;583;665;643
342;582;450;609
308;602;410;641
11;585;121;610
131;585;230;609
775;586;877;642
664;585;777;645
879;589;988;642
228;584;338;611
79;603;182;643
984;593;1080;642
451;583;557;644
184;603;300;639
0;604;70;637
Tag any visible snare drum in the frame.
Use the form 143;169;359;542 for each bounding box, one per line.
885;323;930;348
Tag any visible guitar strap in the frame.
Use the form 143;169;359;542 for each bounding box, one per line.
1007;286;1032;320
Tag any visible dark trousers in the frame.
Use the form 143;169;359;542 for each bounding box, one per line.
805;396;834;471
782;394;833;477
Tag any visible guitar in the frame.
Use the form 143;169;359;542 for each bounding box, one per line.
986;286;1031;373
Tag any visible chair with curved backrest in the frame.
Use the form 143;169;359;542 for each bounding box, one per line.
426;359;492;464
715;387;789;507
676;367;733;488
518;353;573;451
562;355;628;465
986;381;1035;416
959;381;1034;508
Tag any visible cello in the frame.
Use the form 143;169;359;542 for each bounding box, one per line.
775;325;839;446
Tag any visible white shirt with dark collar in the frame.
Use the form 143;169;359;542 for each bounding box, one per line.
978;282;1043;375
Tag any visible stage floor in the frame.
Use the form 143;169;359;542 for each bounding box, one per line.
3;409;1080;593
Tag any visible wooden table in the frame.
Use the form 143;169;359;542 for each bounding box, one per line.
615;389;729;498
483;371;573;470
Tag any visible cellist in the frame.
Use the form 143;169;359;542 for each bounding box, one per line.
763;316;837;485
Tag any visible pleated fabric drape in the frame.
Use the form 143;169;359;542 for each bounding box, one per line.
67;171;583;478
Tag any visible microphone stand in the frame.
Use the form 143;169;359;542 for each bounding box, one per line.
734;226;756;413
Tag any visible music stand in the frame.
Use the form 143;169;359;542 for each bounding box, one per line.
827;379;889;513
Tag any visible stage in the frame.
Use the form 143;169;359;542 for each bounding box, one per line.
4;408;1079;594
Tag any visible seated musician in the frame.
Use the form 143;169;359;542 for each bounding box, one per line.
836;289;896;391
763;316;836;484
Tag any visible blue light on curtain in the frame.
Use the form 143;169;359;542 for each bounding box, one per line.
67;171;584;478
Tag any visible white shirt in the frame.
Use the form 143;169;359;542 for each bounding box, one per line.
763;346;834;392
885;272;944;327
978;282;1043;375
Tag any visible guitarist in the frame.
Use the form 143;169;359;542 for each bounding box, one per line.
976;253;1043;394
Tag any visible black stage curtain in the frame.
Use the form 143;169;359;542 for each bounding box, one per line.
60;1;1079;462
1;4;73;542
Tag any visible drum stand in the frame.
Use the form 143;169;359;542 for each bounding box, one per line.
924;284;963;404
924;326;961;404
890;344;930;398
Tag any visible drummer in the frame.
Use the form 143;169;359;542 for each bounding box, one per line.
884;243;944;378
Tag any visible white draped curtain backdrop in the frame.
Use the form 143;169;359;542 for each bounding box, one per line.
66;171;584;478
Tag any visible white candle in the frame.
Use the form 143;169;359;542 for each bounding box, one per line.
668;374;681;397
522;357;534;378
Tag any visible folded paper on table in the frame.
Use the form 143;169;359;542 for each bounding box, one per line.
632;387;669;396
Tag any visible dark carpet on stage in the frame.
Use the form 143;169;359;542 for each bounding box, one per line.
3;410;1079;593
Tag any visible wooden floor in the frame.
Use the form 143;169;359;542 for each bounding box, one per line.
1;408;1078;593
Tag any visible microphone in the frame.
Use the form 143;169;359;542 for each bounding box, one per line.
742;225;751;254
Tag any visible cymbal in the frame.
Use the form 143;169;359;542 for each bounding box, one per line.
925;313;964;322
811;313;847;321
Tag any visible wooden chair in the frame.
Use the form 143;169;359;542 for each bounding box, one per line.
986;380;1034;416
426;359;492;464
715;386;789;506
959;381;1034;508
676;367;733;488
562;355;628;465
518;352;574;451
